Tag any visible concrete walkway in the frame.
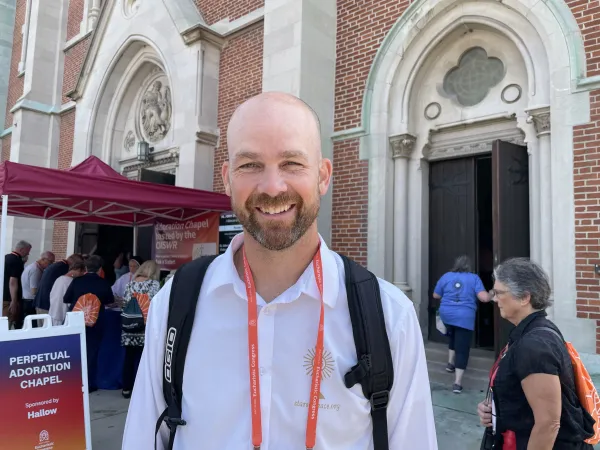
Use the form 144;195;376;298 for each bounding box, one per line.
89;372;600;449
89;382;491;449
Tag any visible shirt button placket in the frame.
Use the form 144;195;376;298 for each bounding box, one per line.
258;305;276;450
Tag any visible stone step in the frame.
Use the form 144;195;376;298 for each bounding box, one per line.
427;360;490;393
425;342;495;372
425;342;494;392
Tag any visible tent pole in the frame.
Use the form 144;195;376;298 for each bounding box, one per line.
133;226;138;256
0;195;7;317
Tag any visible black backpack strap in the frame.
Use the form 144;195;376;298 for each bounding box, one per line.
154;255;218;450
528;326;564;342
339;254;394;450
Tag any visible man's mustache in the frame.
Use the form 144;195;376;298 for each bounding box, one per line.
246;193;301;209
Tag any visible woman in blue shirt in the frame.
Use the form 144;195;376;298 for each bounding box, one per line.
433;255;491;393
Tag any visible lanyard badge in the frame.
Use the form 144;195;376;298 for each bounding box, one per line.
243;245;325;449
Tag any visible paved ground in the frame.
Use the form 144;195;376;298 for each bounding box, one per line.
90;381;491;449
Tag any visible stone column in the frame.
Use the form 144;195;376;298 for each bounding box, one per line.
262;0;336;245
7;0;68;253
527;140;542;265
0;0;16;130
88;0;101;30
390;133;416;298
527;107;553;316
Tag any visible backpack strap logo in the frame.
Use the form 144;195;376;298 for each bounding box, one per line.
164;327;177;384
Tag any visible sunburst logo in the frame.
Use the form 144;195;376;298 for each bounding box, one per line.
303;348;335;380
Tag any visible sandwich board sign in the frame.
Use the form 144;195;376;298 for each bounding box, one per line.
0;312;92;449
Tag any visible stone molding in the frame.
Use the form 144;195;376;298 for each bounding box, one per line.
389;134;416;159
120;148;179;175
526;106;551;136
196;129;219;147
67;0;261;100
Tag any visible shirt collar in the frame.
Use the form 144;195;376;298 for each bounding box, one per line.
508;309;547;343
202;232;340;308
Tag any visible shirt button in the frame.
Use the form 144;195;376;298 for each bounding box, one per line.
263;307;270;315
260;367;265;375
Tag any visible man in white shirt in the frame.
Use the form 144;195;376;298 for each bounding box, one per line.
122;92;438;449
21;251;55;326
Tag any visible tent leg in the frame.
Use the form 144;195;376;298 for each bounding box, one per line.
133;225;138;256
0;195;7;317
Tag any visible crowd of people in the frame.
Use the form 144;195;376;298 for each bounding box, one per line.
2;241;159;396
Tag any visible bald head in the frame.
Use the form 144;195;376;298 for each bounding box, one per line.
226;92;322;161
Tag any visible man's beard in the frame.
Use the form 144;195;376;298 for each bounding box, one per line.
232;189;320;251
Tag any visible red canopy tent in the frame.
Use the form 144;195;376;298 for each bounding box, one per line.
0;156;231;226
0;156;232;299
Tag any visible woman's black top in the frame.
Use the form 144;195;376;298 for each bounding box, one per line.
492;310;595;450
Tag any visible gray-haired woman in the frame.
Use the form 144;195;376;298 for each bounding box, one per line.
477;257;594;450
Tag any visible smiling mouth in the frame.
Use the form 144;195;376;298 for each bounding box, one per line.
256;204;295;215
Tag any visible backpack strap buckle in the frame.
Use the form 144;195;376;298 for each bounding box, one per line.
344;354;371;388
370;390;390;411
164;416;187;429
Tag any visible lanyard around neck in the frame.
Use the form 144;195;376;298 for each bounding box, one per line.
242;245;325;450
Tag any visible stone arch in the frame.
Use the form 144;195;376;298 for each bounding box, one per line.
361;0;585;145
87;35;174;169
360;0;594;350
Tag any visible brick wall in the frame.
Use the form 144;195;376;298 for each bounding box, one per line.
212;24;264;193
1;134;11;162
66;0;84;42
567;0;600;77
51;108;76;257
331;139;369;266
196;0;263;26
567;1;600;352
4;0;26;130
573;90;600;352
331;0;410;268
62;36;90;104
334;0;409;132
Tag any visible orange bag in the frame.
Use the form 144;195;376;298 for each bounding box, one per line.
566;342;600;444
132;293;151;323
72;293;101;327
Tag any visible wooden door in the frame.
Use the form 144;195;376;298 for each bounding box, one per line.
492;140;530;356
428;157;477;342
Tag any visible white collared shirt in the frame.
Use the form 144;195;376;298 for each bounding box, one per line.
122;234;438;450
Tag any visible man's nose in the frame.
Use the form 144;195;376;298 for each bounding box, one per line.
256;166;287;197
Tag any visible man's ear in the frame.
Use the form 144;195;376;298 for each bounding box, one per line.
318;158;333;196
222;161;231;197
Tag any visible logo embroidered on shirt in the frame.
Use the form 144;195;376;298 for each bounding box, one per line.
294;348;341;411
303;348;335;380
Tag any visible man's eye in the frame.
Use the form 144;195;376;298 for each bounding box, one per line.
283;161;302;167
239;163;259;169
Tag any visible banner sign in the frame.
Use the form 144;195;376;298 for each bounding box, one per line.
154;213;221;271
0;313;91;450
219;213;243;255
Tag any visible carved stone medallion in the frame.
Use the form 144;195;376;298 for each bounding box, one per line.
124;130;135;152
124;0;141;18
140;79;172;143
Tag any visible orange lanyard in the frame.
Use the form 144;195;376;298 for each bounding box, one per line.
489;344;508;388
242;245;325;450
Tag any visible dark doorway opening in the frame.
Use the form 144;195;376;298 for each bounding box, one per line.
475;156;494;350
428;139;530;354
74;168;176;283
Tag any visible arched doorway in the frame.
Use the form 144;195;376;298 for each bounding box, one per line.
410;25;530;352
361;0;594;353
76;40;178;280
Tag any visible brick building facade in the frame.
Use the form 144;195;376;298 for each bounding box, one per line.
1;0;600;358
